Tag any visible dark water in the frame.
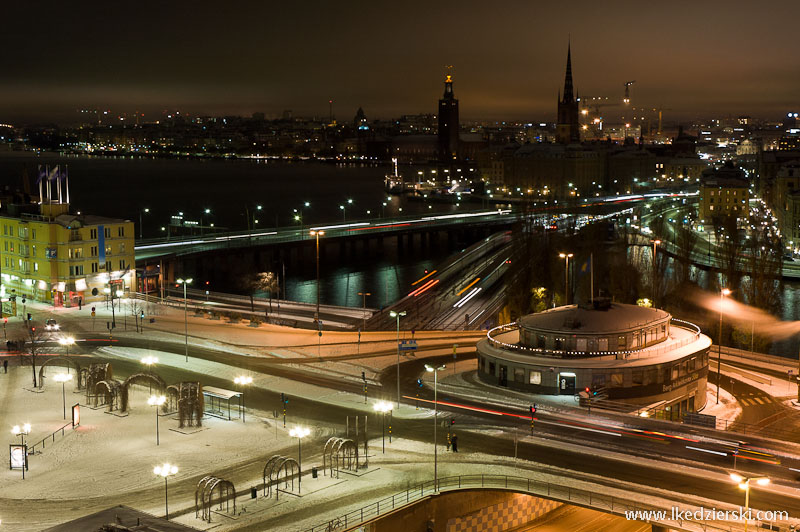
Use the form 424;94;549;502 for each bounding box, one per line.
0;152;458;235
0;153;472;308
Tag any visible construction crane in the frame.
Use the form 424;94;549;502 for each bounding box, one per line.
623;81;636;104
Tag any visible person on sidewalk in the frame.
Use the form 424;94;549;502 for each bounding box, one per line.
451;434;458;452
3;359;7;373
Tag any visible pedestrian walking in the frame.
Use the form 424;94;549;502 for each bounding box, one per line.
78;298;82;310
451;434;458;452
3;359;7;373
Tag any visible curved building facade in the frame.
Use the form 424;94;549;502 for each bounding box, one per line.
476;300;711;415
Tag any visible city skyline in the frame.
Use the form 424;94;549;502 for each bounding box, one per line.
2;1;799;123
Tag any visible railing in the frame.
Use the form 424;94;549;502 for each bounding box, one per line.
302;474;761;532
485;318;702;360
28;421;74;454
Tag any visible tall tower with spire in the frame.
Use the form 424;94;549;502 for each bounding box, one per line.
556;44;580;144
438;73;459;161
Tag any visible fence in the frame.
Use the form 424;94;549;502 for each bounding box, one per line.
28;421;74;454
303;474;766;532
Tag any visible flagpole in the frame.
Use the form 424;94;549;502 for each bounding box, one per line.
38;165;43;205
590;252;594;303
57;165;62;204
65;165;70;204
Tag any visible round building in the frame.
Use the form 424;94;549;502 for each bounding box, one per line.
476;299;711;416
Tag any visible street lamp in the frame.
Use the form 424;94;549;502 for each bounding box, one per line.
176;278;192;362
234;375;253;422
153;463;178;519
309;231;325;322
651;239;661;306
142;355;158;371
58;336;75;356
147;395;166;445
11;423;31;479
558;253;573;305
53;373;73;420
373;401;392;453
289;427;311;493
357;291;371;330
425;364;446;491
140;208;150;239
717;288;731;404
729;473;769;532
390;310;407;409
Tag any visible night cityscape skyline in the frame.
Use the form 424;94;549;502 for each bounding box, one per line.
3;1;800;123
4;3;800;532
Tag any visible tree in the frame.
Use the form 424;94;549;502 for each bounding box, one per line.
19;323;47;388
249;271;279;313
128;298;146;333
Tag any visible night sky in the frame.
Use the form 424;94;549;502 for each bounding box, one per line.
2;1;799;124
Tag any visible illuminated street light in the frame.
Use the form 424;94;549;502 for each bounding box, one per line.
309;230;325;322
53;373;73;419
651;239;661;306
289;426;311;492
148;395;167;445
140;207;150;239
389;310;407;408
558;253;573;305
11;423;31;479
176;278;192;362
58;336;75;356
373;401;393;453
234;375;253;422
153;463;178;519
730;473;769;532
425;364;446;491
717;288;731;404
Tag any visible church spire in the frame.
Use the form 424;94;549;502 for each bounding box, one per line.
563;43;574;103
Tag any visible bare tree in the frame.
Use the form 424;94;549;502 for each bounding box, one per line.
18;323;47;388
128;298;146;333
242;271;279;313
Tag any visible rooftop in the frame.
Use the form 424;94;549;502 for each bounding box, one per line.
518;302;670;335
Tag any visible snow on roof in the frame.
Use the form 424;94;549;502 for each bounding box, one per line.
518;303;670;335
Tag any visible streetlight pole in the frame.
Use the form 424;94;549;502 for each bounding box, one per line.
651;239;661;306
373;401;392;453
177;278;192;362
234;375;253;422
154;463;178;519
11;423;31;479
310;231;325;322
559;253;573;305
148;395;166;445
425;364;445;491
58;336;75;357
390;310;406;409
730;473;769;532
717;288;731;404
140;208;149;240
358;291;371;330
53;373;73;419
289;427;310;493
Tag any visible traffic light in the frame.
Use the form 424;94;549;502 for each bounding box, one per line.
529;404;536;415
450;419;455;426
416;378;423;387
27;313;31;321
31;327;35;332
585;387;597;396
361;371;366;381
280;392;285;403
3;317;7;324
140;311;145;319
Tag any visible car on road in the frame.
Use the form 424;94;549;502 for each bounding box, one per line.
45;318;59;331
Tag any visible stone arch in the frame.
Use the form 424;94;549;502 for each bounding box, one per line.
120;373;168;412
95;379;122;411
195;475;236;522
38;357;83;390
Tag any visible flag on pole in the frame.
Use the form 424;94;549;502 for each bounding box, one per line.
48;165;60;181
36;165;46;184
578;255;592;277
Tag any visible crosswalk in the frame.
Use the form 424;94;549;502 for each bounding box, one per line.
738;394;776;407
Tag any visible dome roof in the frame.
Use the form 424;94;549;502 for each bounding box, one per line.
518;301;669;335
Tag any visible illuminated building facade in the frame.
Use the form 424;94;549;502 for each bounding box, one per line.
0;202;135;307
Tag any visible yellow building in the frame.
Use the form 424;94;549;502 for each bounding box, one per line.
0;202;135;307
698;163;750;224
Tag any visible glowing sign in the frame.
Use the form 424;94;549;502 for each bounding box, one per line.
72;404;80;427
9;444;27;470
